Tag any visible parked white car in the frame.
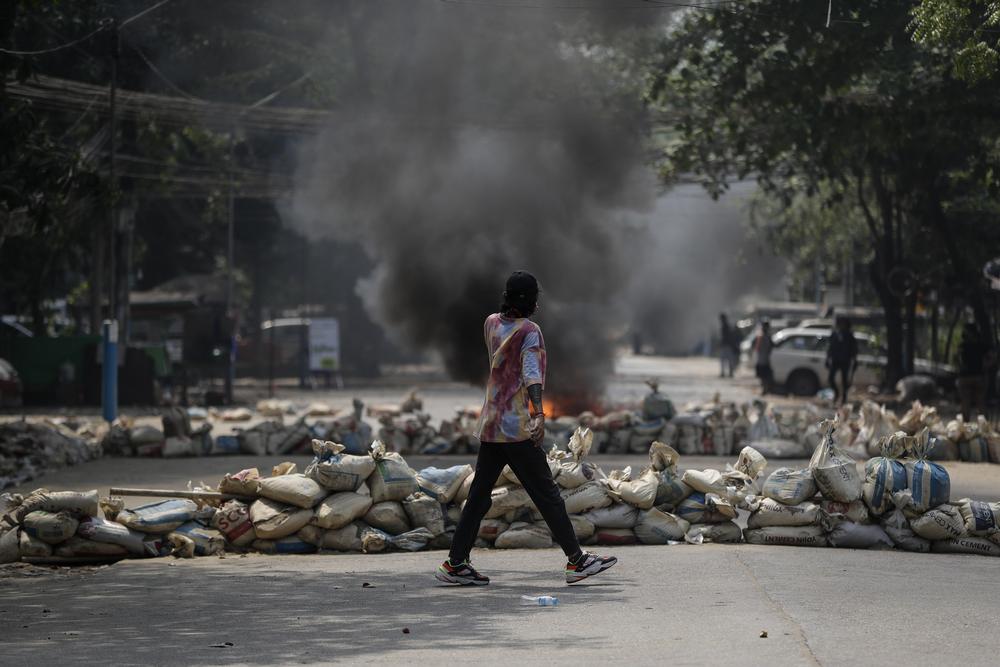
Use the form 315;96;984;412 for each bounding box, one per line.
768;328;954;396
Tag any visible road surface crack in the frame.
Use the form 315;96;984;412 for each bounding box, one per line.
735;548;822;666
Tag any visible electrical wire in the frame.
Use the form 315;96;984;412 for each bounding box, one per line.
127;40;202;100
120;0;174;28
0;25;108;56
0;0;176;57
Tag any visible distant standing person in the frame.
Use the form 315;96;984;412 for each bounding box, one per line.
957;323;993;420
754;320;775;395
718;314;740;378
826;316;858;405
435;271;617;586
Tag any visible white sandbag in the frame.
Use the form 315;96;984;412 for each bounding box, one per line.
592;527;637;545
553;428;605;488
257;474;327;509
417;465;473;503
78;516;166;556
751;438;809;459
1;493;22;525
312;492;373;530
931;536;1000;557
218;468;261;496
827;522;894;549
862;436;910;516
210;500;256;547
361;527;391;553
684;521;742;544
305;440;376;492
501;455;562;486
403;493;446;536
252;535;318;554
170;522;225;556
681;469;728;496
748;404;781;441
22;511;79;545
735;446;768;479
809;421;862;502
0;528;20;564
387;527;435;551
647;442;693;508
477;519;509;542
818;499;870;525
675;492;737;524
116;499;199;534
19;531;54;558
905;429;951;512
484;486;534;519
13;489;99;522
607;467;659;510
762;468;817;506
318;521;381;552
744;525;828;547
569;514;596;541
956;498;1000;536
454;473;475;505
560;482;611;515
856;400;900;457
634;508;689;544
682;466;757;505
494;521;553;549
364;501;410;535
747;498;820;528
249;498;313;539
583;503;639;528
367;441;419;503
881;506;930;553
53;536;128;559
910;504;966;540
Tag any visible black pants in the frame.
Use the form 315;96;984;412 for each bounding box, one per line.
756;363;773;394
449;440;581;563
829;364;851;403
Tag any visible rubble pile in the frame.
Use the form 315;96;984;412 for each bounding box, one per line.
3;389;1000;493
4;421;999;566
0;421;102;491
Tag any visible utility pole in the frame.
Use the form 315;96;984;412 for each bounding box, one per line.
106;17;118;321
102;16;120;422
224;160;235;404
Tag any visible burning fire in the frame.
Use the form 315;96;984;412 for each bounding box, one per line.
543;394;604;418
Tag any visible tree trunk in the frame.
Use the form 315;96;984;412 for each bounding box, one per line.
926;184;994;345
871;261;904;387
905;291;917;376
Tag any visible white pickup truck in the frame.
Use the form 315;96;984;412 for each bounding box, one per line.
765;327;953;396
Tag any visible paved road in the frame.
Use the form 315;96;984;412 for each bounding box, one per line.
2;542;999;666
5;355;1000;666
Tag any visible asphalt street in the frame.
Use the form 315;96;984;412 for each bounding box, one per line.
3;356;1000;666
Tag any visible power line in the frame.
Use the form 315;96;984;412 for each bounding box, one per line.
120;0;174;29
0;24;107;56
0;0;176;57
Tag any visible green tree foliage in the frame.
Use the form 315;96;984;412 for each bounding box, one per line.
648;1;1000;384
911;0;1000;82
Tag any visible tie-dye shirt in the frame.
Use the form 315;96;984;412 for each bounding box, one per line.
475;313;546;443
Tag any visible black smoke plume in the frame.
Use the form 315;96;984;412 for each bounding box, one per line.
289;0;656;404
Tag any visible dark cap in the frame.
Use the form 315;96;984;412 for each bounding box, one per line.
505;271;539;300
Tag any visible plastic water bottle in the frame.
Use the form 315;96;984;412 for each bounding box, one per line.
521;595;559;606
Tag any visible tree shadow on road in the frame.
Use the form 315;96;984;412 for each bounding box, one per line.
1;556;630;665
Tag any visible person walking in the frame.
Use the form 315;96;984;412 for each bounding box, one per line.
754;320;775;395
826;316;858;405
436;271;617;586
956;323;993;420
719;313;740;378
